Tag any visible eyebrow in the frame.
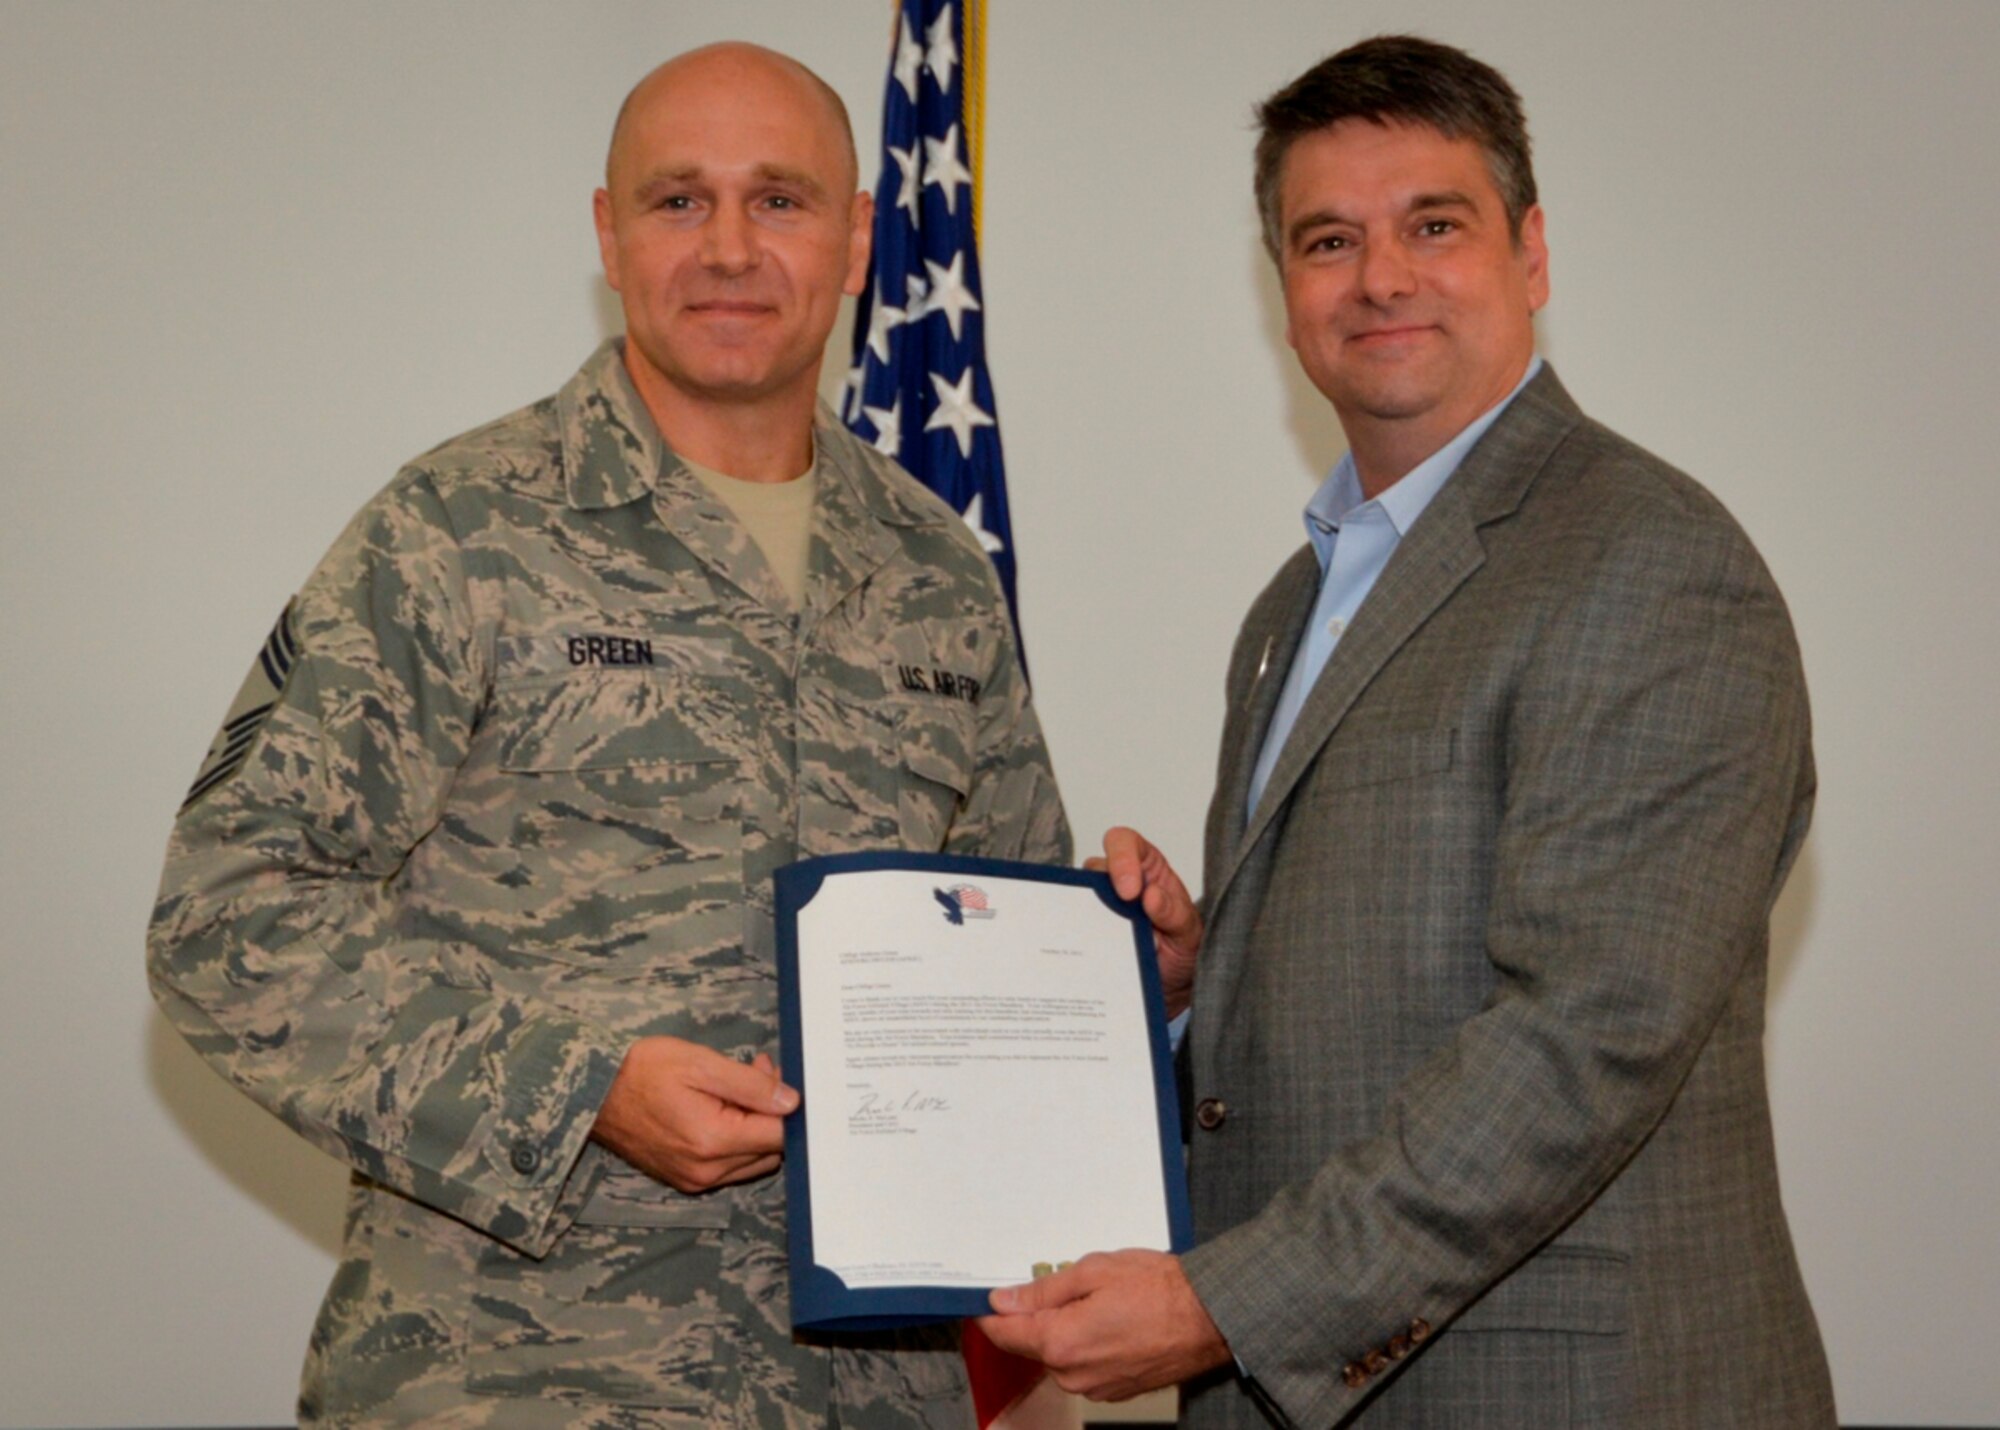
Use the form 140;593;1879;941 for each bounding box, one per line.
631;163;830;207
1407;189;1479;215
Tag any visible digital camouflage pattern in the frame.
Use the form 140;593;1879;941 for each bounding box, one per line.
148;340;1072;1426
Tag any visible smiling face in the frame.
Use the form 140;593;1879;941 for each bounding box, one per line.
1277;118;1548;487
593;46;871;424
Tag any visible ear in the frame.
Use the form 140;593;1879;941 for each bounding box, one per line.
593;188;622;293
843;191;875;298
1518;204;1550;313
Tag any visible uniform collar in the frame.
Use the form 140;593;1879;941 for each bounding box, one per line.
555;339;664;511
553;339;949;620
555;338;952;533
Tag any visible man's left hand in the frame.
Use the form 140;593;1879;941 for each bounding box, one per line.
974;1250;1230;1401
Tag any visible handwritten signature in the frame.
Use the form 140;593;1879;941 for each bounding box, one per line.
851;1089;952;1117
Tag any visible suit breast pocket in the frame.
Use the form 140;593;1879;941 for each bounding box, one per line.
1309;727;1456;795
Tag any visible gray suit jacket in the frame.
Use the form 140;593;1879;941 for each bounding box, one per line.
1177;368;1836;1429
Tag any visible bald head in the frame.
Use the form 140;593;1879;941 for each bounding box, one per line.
590;38;874;450
607;43;858;196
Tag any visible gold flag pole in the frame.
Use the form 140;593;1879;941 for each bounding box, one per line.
965;0;985;243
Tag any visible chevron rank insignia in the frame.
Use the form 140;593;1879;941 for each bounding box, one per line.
181;600;299;812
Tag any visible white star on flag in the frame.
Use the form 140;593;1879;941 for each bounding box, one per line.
925;4;959;94
922;249;981;340
889;142;920;223
864;285;907;363
863;397;903;458
923;123;973;215
905;271;931;323
960;492;1005;554
925;366;995;458
840;358;867;421
894;14;925;102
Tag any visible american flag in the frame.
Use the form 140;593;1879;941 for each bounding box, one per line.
843;0;1024;649
951;884;989;911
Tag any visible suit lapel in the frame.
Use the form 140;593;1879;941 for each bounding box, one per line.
1211;547;1320;876
1205;366;1585;918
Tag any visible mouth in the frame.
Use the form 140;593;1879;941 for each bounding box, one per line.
685;300;778;320
1347;324;1438;348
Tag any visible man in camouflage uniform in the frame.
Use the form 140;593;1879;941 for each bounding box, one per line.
148;43;1069;1427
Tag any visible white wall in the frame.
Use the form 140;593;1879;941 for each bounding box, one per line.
4;2;1995;1425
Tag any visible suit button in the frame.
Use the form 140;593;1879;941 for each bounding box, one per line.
509;1141;541;1175
1194;1098;1228;1131
1362;1350;1389;1376
1408;1317;1432;1343
1386;1333;1412;1360
1341;1362;1367;1389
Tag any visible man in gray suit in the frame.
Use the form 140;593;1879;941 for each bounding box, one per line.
978;35;1836;1428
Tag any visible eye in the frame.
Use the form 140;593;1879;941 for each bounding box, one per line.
1302;233;1348;255
656;194;695;212
1417;218;1458;237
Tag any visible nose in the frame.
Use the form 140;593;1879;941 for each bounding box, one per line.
700;204;759;276
1356;235;1416;306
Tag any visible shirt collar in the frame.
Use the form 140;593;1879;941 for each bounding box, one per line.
557;338;668;511
1301;355;1544;567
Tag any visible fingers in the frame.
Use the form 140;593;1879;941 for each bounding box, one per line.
591;1038;799;1193
1102;828;1195;919
1143;877;1198;940
1102;829;1197;933
1100;826;1153;900
972;1311;1044;1360
988;1258;1092;1315
688;1042;799;1115
705;1150;781;1188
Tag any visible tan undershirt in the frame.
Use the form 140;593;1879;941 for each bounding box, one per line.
681;452;819;610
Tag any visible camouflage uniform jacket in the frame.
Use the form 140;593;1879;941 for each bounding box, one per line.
148;340;1072;1426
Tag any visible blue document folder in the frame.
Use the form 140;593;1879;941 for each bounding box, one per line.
774;851;1193;1332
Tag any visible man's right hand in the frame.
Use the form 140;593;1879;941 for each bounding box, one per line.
1092;827;1203;1018
587;1036;798;1193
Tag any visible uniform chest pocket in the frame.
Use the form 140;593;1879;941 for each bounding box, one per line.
894;698;976;853
475;672;751;972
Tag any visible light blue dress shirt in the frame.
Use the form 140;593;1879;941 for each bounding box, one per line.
1245;357;1543;821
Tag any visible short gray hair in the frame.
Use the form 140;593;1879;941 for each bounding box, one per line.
1254;35;1537;262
